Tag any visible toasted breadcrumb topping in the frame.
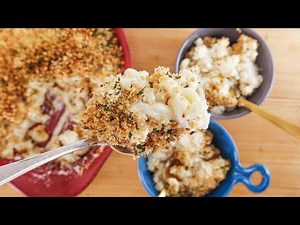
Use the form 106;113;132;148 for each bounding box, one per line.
148;130;230;197
0;29;123;167
180;34;263;114
82;67;210;156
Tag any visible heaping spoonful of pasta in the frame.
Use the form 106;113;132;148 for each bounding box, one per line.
0;67;211;186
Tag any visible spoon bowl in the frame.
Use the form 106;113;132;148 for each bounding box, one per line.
111;145;136;156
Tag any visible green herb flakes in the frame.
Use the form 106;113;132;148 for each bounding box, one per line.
95;103;101;108
104;104;110;111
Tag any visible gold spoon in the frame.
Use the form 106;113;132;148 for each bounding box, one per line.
238;97;300;139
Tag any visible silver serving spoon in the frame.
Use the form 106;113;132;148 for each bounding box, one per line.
0;138;135;187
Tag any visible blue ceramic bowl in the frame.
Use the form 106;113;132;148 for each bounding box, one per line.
138;119;270;197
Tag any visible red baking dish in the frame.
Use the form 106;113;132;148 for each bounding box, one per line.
0;28;131;197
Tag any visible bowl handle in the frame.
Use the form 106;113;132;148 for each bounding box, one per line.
233;164;270;193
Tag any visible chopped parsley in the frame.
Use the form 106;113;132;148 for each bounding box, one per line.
136;144;145;151
149;82;154;88
95;103;101;108
128;132;132;139
113;78;120;89
153;128;159;133
109;116;114;121
104;104;110;111
167;129;172;134
81;125;89;129
127;114;133;122
113;82;118;89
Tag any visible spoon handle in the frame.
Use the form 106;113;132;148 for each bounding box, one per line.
0;138;102;187
238;97;300;139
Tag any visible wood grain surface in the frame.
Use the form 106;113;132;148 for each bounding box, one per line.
0;28;299;197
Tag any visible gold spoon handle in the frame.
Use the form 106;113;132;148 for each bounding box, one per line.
238;97;300;139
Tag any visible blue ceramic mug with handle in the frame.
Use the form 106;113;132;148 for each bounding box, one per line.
138;119;270;197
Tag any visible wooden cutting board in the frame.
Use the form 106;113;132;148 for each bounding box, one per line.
1;28;300;196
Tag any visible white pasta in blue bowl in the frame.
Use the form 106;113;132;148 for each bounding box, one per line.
138;119;270;197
